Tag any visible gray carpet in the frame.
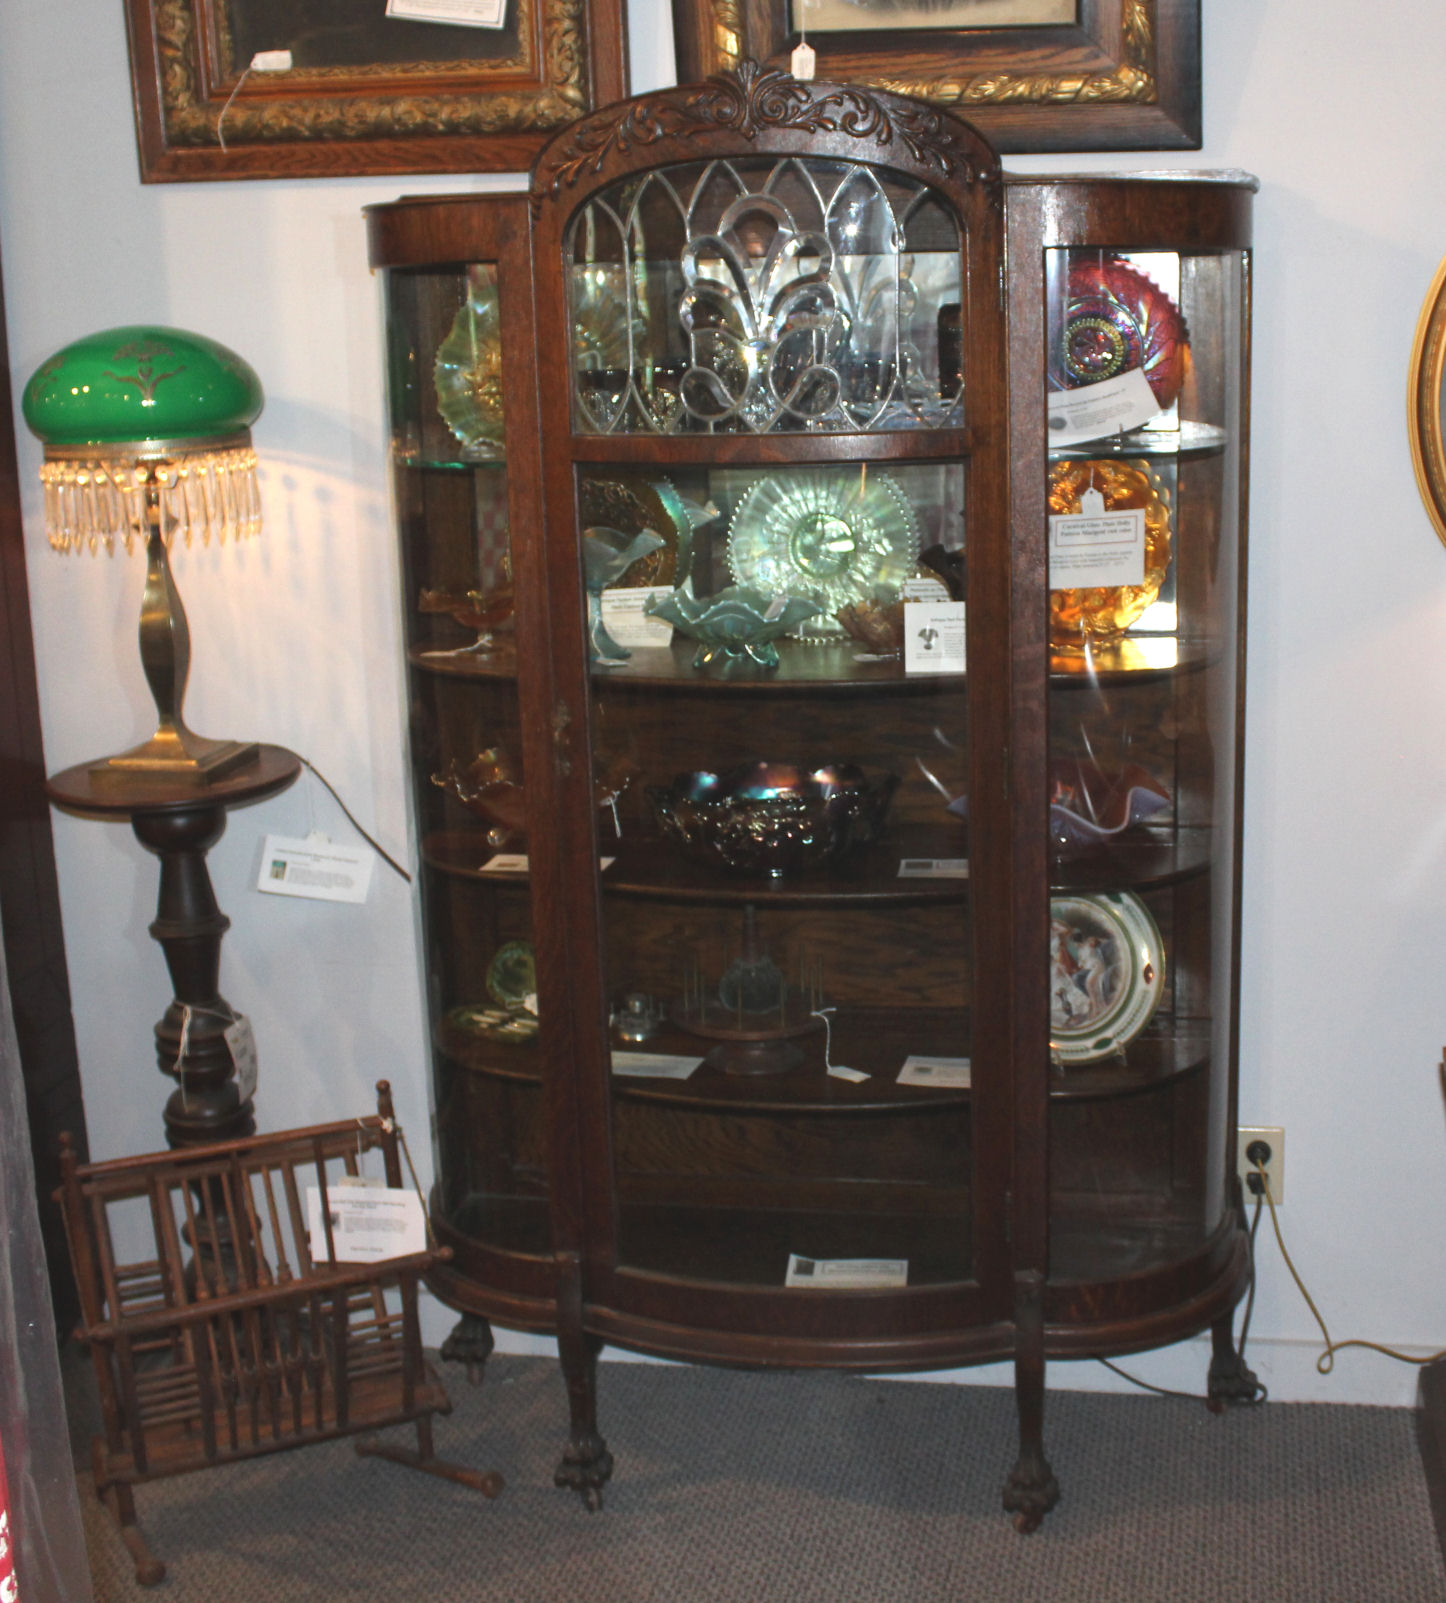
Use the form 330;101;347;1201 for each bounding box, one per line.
78;1354;1446;1601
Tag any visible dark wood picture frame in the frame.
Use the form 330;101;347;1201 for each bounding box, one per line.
670;0;1200;153
123;0;630;181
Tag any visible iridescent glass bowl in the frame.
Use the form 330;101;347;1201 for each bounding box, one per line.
645;585;820;673
648;761;898;877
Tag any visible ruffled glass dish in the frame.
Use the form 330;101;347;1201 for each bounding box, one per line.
645;586;820;673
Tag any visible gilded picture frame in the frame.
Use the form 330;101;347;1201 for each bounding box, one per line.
123;0;630;181
1409;254;1446;551
670;0;1201;153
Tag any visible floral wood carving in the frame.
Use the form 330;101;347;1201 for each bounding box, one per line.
538;62;992;198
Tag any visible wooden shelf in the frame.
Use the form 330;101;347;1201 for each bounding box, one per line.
407;643;518;681
568;427;976;469
1049;825;1212;893
595;638;963;694
1049;636;1218;682
615;1200;975;1289
1047;1025;1210;1100
603;825;970;906
1048;420;1228;463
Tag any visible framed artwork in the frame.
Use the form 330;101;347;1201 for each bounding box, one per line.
122;0;630;181
670;0;1201;153
1410;253;1446;550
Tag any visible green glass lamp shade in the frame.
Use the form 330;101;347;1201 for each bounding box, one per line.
22;325;263;448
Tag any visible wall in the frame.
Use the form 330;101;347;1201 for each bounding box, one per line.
2;0;1445;1407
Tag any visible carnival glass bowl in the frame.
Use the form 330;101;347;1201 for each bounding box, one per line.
649;760;898;877
646;585;820;672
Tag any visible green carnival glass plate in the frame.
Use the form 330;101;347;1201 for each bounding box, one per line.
727;469;920;639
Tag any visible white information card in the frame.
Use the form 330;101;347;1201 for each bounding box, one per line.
307;1184;427;1263
1045;367;1158;447
785;1254;908;1289
386;0;507;28
258;834;374;904
1048;485;1146;590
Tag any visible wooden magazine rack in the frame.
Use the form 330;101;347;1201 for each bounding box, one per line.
59;1082;500;1586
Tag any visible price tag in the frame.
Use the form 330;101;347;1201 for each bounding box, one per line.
898;1055;971;1088
1048;504;1146;589
601;586;676;650
225;1014;258;1102
308;1184;427;1263
1045;367;1159;446
386;0;506;27
785;1254;908;1288
258;834;375;904
904;600;966;674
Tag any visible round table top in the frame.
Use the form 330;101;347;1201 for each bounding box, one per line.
47;744;303;819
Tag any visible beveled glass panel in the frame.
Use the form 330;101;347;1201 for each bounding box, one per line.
566;158;963;435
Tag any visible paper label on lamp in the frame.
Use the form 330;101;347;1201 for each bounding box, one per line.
904;601;966;674
258;835;375;904
225;1014;258;1103
1045;368;1159;447
898;1055;971;1088
1048;504;1146;589
307;1184;427;1263
386;0;507;26
600;587;675;650
785;1254;908;1289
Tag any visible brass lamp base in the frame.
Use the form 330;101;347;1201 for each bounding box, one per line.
88;729;261;789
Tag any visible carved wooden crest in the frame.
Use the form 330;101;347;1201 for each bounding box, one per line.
537;62;994;199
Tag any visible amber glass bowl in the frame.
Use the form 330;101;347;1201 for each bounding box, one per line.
1047;458;1171;651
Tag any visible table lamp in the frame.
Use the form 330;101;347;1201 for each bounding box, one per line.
22;325;264;786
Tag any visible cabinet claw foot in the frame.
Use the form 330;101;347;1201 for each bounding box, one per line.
1002;1458;1059;1533
1207;1346;1261;1410
440;1313;495;1384
554;1433;613;1509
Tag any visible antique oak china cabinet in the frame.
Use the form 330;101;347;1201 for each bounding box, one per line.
366;67;1255;1528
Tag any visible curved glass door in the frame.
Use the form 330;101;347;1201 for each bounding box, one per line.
384;261;550;1261
1043;242;1247;1280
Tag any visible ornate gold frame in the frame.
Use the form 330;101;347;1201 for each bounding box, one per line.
670;0;1200;153
1410;254;1446;550
124;0;629;180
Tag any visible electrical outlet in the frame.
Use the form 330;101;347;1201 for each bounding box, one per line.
1236;1125;1284;1204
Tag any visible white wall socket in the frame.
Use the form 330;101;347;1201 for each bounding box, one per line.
1236;1125;1284;1204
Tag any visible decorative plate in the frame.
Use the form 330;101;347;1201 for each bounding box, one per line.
434;268;505;458
727;470;921;639
1049;892;1165;1064
1051;255;1190;412
579;476;716;592
1047;457;1172;651
486;940;536;1011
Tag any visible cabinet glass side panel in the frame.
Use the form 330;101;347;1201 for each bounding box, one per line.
1043;247;1245;1284
384;264;550;1259
565;158;964;436
582;458;974;1291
